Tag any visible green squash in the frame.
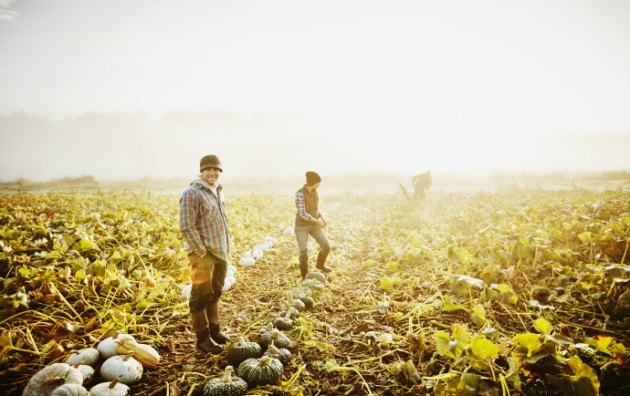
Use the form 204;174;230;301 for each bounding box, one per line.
227;336;262;367
202;366;248;396
237;356;283;387
273;307;294;331
259;329;291;351
286;292;306;312
294;294;315;310
263;343;291;365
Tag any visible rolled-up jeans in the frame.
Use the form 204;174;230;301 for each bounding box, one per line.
295;224;330;270
189;252;227;313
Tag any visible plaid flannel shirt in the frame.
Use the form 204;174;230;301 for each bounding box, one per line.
179;179;231;261
295;190;318;222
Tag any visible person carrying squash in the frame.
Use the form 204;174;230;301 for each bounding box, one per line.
412;170;432;199
179;154;232;354
294;171;333;279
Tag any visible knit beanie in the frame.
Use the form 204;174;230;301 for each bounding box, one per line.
200;155;223;172
306;171;322;186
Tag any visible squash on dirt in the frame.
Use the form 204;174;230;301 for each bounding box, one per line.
258;322;273;334
100;353;143;385
301;278;324;291
304;272;326;283
294;294;315;310
286;292;306;312
237;355;283;387
202;365;248;396
23;363;83;396
98;334;134;360
50;384;90;396
259;329;291;351
73;364;94;385
114;334;160;369
263;343;291;365
273;307;295;331
227;336;262;367
89;378;130;396
65;348;100;367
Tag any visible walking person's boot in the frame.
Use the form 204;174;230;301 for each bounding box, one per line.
189;310;223;354
206;302;231;345
315;250;333;273
299;253;309;279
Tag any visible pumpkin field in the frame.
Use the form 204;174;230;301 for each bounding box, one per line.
1;187;629;395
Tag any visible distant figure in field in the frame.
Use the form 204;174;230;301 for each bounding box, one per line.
412;170;432;199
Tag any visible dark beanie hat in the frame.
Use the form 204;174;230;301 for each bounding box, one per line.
306;171;322;186
200;155;223;172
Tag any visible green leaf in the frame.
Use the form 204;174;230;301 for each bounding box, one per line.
512;333;544;357
380;275;393;290
442;295;467;312
470;336;499;361
363;259;378;268
72;239;93;252
533;318;552;334
472;305;486;326
385;261;399;272
435;324;470;359
578;232;592;243
75;269;86;280
546;356;600;396
315;342;329;351
435;331;452;357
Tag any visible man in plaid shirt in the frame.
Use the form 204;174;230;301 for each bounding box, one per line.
180;154;231;354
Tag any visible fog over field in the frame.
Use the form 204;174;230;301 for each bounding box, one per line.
1;1;629;182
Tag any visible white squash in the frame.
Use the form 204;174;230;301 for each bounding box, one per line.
252;249;263;258
66;347;100;367
90;378;130;396
100;354;143;384
254;243;270;251
23;363;83;396
227;264;237;273
283;227;294;235
50;384;89;396
305;272;326;283
264;236;278;246
239;257;255;267
75;364;94;385
222;278;232;292
98;334;135;360
114;335;161;369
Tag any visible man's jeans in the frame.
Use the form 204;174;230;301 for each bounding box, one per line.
189;252;227;313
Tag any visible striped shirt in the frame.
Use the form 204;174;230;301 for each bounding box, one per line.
179;179;231;261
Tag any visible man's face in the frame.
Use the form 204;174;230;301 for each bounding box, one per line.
201;167;221;186
311;182;321;191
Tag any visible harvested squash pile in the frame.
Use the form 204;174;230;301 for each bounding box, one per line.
1;189;630;395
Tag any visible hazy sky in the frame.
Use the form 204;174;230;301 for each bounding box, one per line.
1;0;629;180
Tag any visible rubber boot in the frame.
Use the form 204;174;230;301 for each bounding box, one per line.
315;250;333;273
299;252;309;279
206;302;230;344
190;310;223;354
